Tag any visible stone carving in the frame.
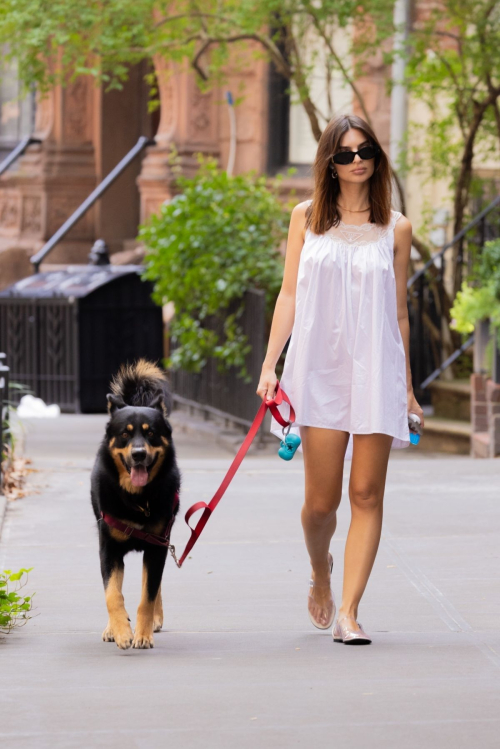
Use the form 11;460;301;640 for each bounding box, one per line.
22;196;42;234
0;194;20;231
47;196;93;238
188;81;214;140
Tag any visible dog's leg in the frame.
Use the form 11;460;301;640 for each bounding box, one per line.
153;589;163;632
133;546;167;649
100;540;133;650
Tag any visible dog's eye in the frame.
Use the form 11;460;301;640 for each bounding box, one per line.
147;431;154;438
122;432;129;439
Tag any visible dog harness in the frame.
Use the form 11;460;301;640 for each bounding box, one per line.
100;491;179;547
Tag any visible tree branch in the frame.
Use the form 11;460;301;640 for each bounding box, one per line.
302;1;373;127
154;12;235;29
285;27;323;141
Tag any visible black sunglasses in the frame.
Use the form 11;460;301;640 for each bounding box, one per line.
331;145;380;165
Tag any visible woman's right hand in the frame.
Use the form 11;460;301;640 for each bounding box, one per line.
256;367;278;402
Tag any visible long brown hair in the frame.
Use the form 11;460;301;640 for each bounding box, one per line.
306;114;392;234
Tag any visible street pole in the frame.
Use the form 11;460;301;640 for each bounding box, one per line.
390;0;410;206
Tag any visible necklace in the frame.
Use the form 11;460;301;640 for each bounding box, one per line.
338;204;370;213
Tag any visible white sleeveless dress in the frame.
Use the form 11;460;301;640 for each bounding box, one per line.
270;207;410;461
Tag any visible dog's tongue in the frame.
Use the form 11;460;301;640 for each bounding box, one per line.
130;465;148;487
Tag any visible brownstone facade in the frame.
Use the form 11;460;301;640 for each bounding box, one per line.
0;45;394;277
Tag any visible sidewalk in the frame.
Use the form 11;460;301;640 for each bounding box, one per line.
1;415;499;748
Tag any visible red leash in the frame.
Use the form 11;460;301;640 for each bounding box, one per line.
170;381;295;568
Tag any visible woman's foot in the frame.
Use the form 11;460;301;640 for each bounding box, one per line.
308;553;336;629
332;613;371;644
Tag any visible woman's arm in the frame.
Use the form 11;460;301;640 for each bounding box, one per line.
394;215;424;426
256;201;308;401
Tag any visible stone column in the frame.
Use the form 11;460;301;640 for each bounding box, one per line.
137;57;220;223
486;379;500;457
470;373;500;458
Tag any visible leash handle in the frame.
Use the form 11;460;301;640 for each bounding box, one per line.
174;381;294;567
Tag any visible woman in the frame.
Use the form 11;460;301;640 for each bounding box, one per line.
256;113;424;645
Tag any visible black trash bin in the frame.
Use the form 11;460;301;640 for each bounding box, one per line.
0;265;163;413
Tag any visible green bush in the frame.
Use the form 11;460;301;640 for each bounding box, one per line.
450;238;500;347
139;156;291;380
0;568;33;633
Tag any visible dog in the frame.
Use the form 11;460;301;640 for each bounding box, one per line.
91;360;180;649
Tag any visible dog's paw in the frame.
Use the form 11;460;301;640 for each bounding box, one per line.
115;631;134;649
132;632;154;649
153;616;163;633
108;622;134;650
102;624;115;642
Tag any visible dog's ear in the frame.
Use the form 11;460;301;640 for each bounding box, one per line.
107;393;126;414
149;393;169;418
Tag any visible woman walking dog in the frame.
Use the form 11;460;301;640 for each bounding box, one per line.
257;113;424;645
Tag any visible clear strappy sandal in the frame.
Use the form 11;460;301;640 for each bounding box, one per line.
308;552;336;630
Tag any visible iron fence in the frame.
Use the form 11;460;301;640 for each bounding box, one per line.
169;288;266;426
408;194;500;399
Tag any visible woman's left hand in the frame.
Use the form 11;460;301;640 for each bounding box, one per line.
407;390;424;429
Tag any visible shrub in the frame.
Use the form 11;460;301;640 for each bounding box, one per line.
450;238;500;347
0;568;33;633
139;156;291;380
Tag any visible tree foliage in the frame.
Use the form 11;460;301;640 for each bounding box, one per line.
0;0;394;139
451;237;500;348
402;1;500;251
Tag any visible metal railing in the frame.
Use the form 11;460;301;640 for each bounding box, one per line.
170;289;266;427
31;135;155;273
408;195;500;394
0;135;42;178
0;353;10;494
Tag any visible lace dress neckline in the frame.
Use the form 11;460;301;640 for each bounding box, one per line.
323;210;401;247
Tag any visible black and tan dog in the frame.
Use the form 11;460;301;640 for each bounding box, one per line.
91;360;180;649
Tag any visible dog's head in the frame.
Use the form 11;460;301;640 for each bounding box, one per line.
105;394;172;491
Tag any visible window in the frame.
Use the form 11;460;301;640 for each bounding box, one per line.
0;52;36;162
268;25;353;172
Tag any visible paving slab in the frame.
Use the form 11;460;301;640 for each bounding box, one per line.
0;415;499;748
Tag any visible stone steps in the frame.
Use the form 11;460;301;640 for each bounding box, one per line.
419;414;471;455
428;378;471;420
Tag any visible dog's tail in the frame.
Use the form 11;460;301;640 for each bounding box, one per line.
110;360;171;411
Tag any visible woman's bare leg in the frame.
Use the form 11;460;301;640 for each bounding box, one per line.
339;433;392;626
300;426;350;618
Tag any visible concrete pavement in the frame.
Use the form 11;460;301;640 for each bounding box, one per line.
0;415;499;748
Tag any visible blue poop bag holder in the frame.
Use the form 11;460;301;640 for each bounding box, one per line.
277;409;422;461
278;424;302;460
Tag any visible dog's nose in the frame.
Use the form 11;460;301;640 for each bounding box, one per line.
131;448;147;463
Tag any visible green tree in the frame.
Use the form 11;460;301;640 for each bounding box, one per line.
401;0;500;296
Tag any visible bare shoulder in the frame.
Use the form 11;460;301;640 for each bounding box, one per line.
289;200;311;240
394;212;412;236
393;212;412;260
291;200;311;223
